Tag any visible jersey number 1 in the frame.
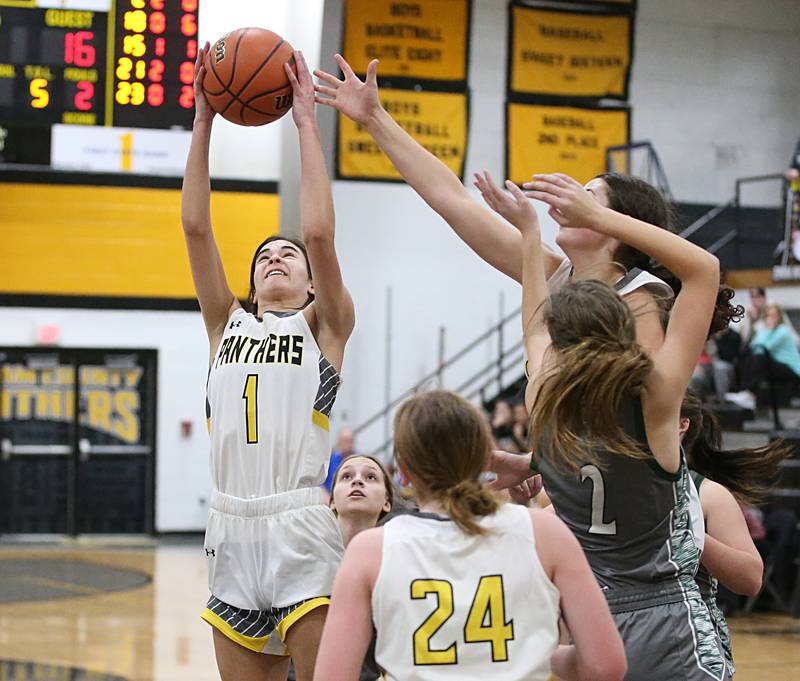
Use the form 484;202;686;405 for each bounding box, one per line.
242;374;258;444
411;575;514;665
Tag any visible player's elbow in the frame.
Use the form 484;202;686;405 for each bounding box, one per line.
739;558;764;597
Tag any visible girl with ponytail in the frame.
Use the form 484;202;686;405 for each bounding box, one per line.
482;172;730;680
314;390;626;681
680;391;791;676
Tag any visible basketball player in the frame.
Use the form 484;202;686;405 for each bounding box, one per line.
330;455;393;547
498;172;729;680
314;390;627;681
681;392;791;677
182;46;353;681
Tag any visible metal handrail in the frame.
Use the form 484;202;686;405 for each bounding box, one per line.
352;304;522;438
679;199;735;240
365;341;526;460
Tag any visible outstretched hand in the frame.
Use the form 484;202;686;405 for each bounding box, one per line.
314;54;381;126
475;171;540;234
487;449;542;495
522;173;604;231
193;41;216;125
285;50;315;128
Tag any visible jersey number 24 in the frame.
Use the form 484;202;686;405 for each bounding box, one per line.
411;575;514;665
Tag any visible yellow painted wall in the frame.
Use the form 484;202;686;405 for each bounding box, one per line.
0;183;279;299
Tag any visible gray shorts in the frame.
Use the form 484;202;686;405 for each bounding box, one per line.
607;583;730;681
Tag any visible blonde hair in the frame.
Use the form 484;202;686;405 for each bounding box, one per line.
530;279;653;472
394;391;499;535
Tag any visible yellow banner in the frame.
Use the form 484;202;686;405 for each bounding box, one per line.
507;102;628;184
510;6;632;98
343;0;469;82
338;89;467;181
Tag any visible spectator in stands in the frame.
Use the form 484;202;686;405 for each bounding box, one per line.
512;401;529;451
490;398;516;451
323;427;356;495
726;304;800;410
739;288;799;345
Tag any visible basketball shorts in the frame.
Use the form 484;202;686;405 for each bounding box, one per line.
202;486;344;652
607;581;730;681
203;594;329;655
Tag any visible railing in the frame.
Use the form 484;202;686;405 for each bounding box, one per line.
679;173;785;257
353;302;524;461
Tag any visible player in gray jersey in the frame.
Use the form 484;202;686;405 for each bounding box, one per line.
480;170;726;680
681;393;791;676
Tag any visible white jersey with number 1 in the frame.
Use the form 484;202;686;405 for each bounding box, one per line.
206;307;339;497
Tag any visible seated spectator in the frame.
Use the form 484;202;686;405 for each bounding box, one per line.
726;304;800;410
490;398;517;451
322;427;356;495
511;401;529;451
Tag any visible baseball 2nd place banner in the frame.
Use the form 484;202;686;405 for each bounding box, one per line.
509;4;633;99
507;102;629;185
338;89;468;181
342;0;470;85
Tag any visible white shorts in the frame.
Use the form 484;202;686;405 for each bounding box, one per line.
204;486;344;611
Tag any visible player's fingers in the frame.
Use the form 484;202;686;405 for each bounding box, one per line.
314;95;336;107
335;53;357;80
548;206;568;225
314;69;342;86
505;180;527;203
314;84;338;98
284;62;300;87
366;59;379;85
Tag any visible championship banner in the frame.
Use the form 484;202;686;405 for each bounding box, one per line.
509;4;633;99
507;102;629;185
338;89;468;181
342;0;470;85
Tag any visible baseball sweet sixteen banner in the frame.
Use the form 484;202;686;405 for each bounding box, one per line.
507;102;629;185
509;4;633;100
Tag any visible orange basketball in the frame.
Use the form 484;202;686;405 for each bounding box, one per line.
202;28;296;126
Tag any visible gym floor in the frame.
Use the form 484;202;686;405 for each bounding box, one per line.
0;542;797;681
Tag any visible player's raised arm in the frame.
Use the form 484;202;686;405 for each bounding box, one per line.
181;42;239;351
313;54;563;282
287;51;354;372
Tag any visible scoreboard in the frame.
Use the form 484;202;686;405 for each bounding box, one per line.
0;0;198;130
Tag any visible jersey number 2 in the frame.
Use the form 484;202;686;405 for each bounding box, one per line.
242;374;258;444
411;575;514;665
580;464;617;535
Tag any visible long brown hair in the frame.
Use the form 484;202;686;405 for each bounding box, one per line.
394;390;499;535
681;392;791;505
530;279;653;472
331;454;394;521
599;173;743;336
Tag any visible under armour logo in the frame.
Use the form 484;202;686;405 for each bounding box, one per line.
229;320;242;329
205;548;215;557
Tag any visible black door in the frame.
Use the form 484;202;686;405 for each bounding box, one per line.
0;348;74;533
0;347;157;534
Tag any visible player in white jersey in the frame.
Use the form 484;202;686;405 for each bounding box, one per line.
314;391;626;681
183;46;354;681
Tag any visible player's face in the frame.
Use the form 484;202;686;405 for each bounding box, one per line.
332;457;391;521
252;240;312;301
555;177;615;255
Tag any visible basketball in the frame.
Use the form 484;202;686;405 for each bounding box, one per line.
202;28;296;126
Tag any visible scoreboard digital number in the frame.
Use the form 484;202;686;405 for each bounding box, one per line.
0;0;198;129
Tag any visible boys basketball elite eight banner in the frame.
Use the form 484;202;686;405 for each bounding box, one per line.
338;0;470;181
